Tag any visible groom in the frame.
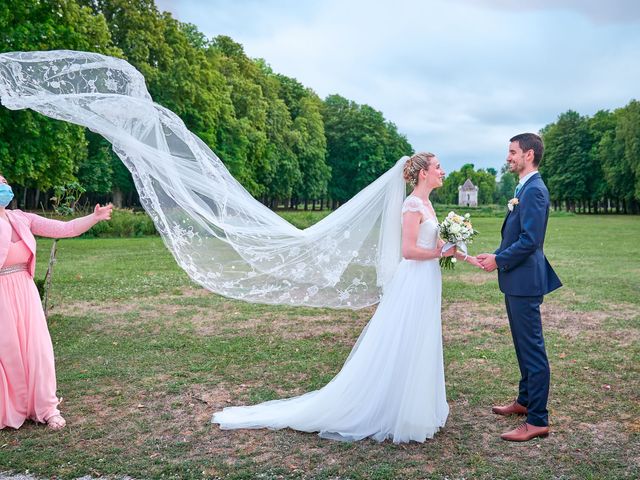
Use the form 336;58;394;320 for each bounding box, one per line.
478;133;562;442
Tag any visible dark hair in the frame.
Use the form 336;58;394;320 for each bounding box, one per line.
510;133;544;167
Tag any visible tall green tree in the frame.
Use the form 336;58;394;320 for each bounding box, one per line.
540;110;593;211
276;75;330;208
293;97;331;208
209;36;273;196
617;100;640;204
76;132;113;195
0;0;118;207
597;101;640;212
82;0;239;201
585;110;616;210
323;95;411;205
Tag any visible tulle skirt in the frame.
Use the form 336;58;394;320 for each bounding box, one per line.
212;258;448;443
0;271;60;429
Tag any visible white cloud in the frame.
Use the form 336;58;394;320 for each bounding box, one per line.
155;0;640;172
455;0;640;24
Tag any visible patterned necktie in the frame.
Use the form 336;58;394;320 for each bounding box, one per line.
514;184;522;197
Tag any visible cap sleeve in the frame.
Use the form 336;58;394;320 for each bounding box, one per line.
402;196;426;215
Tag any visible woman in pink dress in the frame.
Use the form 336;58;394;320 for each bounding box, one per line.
0;173;112;430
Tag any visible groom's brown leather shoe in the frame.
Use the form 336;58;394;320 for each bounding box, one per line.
492;399;527;416
501;422;549;442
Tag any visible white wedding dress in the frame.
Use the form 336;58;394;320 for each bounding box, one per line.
213;195;449;443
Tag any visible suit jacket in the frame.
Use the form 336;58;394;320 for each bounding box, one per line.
0;209;96;278
495;172;562;297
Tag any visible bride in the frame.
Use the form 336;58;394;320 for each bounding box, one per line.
213;152;482;443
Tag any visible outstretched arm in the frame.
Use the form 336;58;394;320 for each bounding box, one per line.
26;204;112;238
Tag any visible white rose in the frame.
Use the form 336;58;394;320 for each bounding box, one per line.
450;223;461;234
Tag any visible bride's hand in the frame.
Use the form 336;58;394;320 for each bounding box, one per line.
465;255;483;269
440;246;456;258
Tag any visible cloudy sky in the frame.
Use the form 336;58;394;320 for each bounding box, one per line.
155;0;640;173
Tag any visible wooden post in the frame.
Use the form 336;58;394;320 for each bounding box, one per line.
43;239;58;319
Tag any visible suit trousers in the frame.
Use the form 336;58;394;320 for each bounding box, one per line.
504;294;550;427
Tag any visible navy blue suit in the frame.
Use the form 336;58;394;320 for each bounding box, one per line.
495;172;562;427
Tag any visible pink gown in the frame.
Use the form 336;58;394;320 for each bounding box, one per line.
0;210;97;429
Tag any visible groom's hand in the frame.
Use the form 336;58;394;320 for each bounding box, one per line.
477;253;498;272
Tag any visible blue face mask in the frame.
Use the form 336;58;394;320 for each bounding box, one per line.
0;184;14;207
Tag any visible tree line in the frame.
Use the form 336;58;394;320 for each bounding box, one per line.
0;0;411;210
539;103;640;214
433;100;640;214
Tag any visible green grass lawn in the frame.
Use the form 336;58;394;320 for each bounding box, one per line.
0;214;638;479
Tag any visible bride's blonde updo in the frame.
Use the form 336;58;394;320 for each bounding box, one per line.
403;152;435;187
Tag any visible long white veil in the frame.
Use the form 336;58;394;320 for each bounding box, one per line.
0;50;407;309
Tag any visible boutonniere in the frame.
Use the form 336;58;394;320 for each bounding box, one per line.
507;198;519;212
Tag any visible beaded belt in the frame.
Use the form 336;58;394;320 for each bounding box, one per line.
0;263;29;276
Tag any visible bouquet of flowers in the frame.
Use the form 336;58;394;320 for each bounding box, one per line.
438;211;479;269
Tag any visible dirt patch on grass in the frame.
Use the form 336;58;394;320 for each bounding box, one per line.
211;309;372;341
54;288;224;335
53;286;214;316
573;419;630;446
52;299;141;317
456;272;498;285
56;288;373;347
441;299;639;347
54;288;639;350
442;301;506;344
541;302;639;346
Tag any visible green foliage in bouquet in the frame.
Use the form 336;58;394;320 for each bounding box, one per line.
439;211;479;269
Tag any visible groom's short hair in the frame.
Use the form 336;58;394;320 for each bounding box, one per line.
510;133;544;166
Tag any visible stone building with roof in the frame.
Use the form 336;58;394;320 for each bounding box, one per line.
458;179;479;207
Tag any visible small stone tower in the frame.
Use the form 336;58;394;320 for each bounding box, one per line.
458;179;479;207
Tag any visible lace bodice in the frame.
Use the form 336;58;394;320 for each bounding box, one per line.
402;195;439;250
